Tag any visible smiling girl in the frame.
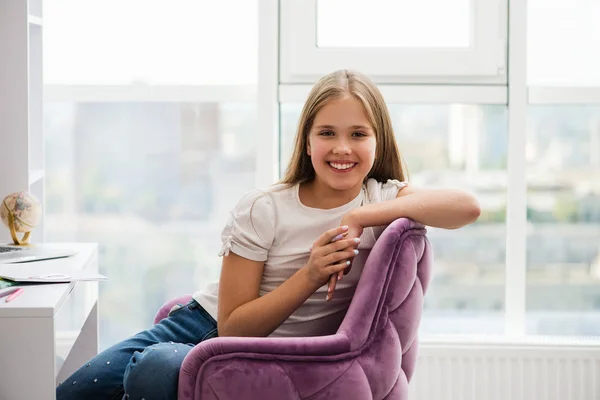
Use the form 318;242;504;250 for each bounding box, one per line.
57;69;480;400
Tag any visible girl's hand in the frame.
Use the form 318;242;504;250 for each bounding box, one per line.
326;212;364;300
305;226;360;289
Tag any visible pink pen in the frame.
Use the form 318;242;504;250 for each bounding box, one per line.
5;288;24;303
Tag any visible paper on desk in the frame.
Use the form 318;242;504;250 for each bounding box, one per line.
0;262;107;283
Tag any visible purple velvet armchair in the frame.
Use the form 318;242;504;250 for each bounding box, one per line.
154;218;433;400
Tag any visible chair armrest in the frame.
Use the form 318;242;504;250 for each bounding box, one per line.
185;333;351;364
178;334;352;400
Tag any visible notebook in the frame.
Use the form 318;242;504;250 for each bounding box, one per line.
0;244;76;264
0;262;107;283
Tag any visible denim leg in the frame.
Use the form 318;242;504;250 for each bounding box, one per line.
56;300;217;400
123;342;194;400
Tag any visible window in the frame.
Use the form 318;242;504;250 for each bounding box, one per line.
526;106;600;336
528;0;600;86
281;103;508;334
43;0;258;350
316;0;471;48
527;0;600;336
37;0;600;344
280;0;506;83
44;0;257;85
44;102;257;347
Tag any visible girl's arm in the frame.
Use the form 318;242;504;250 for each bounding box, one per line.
218;225;356;337
217;252;321;337
347;186;481;230
326;186;480;298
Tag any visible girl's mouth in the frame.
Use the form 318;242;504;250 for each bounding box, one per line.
328;162;356;172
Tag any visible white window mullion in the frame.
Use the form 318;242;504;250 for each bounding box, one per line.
505;0;528;336
43;85;256;103
529;87;600;104
279;84;507;105
256;0;279;188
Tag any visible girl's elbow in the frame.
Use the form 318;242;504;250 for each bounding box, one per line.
451;194;480;228
465;196;481;224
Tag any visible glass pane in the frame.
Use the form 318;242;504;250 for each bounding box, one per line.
43;0;258;85
44;102;257;349
316;0;472;48
526;106;600;336
281;103;508;334
528;0;600;86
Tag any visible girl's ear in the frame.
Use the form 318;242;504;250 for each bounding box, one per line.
306;138;311;156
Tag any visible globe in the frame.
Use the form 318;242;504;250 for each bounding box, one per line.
1;191;42;245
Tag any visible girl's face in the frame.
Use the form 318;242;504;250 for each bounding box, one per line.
307;96;377;193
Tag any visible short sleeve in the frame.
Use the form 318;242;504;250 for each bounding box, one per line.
364;178;409;204
218;190;275;262
364;179;409;240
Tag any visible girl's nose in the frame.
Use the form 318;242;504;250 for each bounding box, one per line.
333;140;352;155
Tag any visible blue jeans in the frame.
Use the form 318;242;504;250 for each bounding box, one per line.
56;299;218;400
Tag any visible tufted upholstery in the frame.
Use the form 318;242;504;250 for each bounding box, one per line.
154;218;433;400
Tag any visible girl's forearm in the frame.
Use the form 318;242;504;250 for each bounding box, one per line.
351;190;481;230
218;267;321;337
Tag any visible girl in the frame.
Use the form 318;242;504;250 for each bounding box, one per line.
57;69;480;400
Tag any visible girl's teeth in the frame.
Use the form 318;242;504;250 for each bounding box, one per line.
330;162;354;170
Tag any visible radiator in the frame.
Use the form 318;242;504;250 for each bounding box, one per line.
408;338;600;400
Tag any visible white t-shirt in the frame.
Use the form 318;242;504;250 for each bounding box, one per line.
193;178;408;337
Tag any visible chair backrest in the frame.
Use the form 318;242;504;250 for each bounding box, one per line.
337;218;433;383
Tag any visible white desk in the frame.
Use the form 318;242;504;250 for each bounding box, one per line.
0;243;99;400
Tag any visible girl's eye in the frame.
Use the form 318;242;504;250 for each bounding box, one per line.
352;131;366;137
320;130;334;136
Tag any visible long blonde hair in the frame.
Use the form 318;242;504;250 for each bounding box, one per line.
281;69;408;185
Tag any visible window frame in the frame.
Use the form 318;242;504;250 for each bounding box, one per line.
528;87;600;105
40;0;600;340
279;84;506;104
44;85;256;103
279;0;507;85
